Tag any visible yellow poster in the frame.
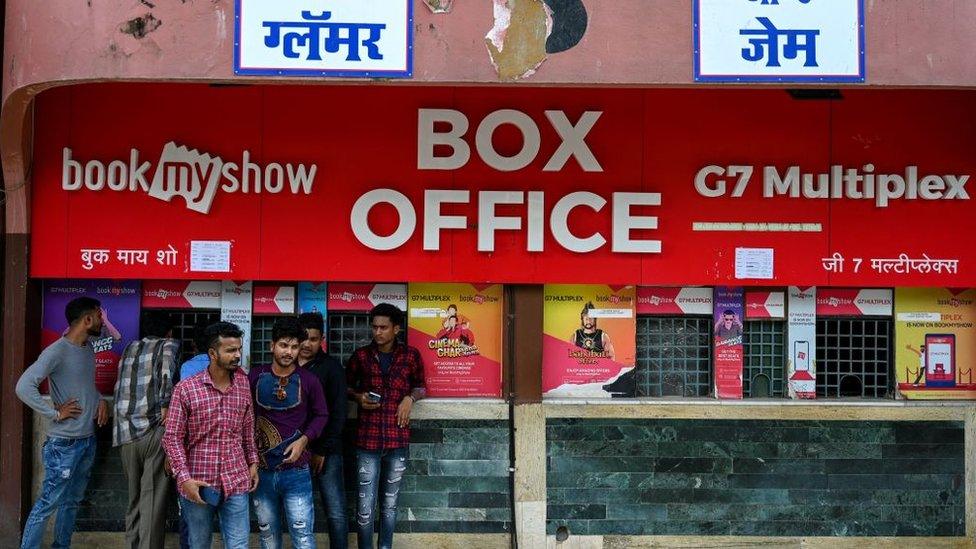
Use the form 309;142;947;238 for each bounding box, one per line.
407;283;503;398
543;284;636;398
896;288;976;399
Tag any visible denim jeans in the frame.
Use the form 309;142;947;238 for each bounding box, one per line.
21;435;97;549
180;493;250;549
252;466;316;549
356;447;408;549
315;453;349;549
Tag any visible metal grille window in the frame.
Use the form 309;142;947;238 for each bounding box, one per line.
635;316;713;397
251;316;279;366
743;320;786;398
327;312;407;366
166;310;221;364
816;318;892;398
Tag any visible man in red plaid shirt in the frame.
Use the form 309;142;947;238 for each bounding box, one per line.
346;303;425;549
162;321;259;549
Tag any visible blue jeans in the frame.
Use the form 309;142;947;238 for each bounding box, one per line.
315;453;349;549
356;448;408;549
180;493;250;549
252;466;316;549
21;435;96;549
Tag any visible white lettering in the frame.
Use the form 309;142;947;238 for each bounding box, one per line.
417;109;470;170
423;190;469;251
475;109;541;172
611;192;661;253
350;189;416;251
550;192;607;253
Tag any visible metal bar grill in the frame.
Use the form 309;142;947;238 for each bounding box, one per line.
816;318;893;398
636;316;713;397
743;320;786;398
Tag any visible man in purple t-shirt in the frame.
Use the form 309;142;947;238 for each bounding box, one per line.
249;317;328;549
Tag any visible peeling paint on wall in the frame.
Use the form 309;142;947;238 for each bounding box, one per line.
485;0;551;81
120;13;162;39
424;0;454;14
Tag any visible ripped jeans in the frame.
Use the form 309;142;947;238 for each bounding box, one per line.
356;447;408;549
252;466;316;549
21;435;96;549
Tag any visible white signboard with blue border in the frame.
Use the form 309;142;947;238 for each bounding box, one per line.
694;0;865;83
235;0;413;78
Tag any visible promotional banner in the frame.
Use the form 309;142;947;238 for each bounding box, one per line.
713;286;744;399
221;281;253;370
543;285;636;398
31;86;976;287
816;288;893;316
142;280;221;309
745;290;786;319
895;288;976;399
328;283;407;312
637;287;713;315
42;280;141;394
787;286;817;399
253;285;296;314
406;283;503;397
297;282;328;314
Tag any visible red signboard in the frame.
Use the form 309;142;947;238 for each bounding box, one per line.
29;84;976;286
327;283;407;312
253;285;295;315
142;280;222;309
745;291;786;319
816;288;893;317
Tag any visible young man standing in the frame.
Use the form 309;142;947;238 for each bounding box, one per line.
250;317;329;549
162;322;259;549
347;303;426;549
112;311;180;549
298;312;349;549
16;297;110;549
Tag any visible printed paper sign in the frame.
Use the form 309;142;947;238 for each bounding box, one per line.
543;285;636;398
328;283;407;312
713;287;744;399
190;240;231;273
695;0;865;82
735;248;774;280
896;288;976;400
407;283;503;398
787;286;817;399
297;282;328;314
42;280;141;394
817;288;893;316
236;0;413;78
221;281;253;370
745;291;785;319
142;280;222;309
637;287;713;315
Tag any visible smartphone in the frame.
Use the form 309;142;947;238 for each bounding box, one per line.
200;485;223;508
924;334;956;388
366;391;382;403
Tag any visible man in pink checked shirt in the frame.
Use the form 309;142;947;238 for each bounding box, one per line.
162;321;259;549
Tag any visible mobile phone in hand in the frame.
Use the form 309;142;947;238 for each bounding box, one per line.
366;391;382;403
200;485;223;508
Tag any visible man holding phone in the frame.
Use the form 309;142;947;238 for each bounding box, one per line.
347;303;426;549
249;317;328;549
162;322;259;549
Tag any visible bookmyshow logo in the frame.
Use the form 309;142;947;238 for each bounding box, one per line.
62;142;318;214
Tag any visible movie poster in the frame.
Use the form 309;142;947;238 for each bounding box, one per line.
713;286;744;399
42;280;141;394
543;285;636;398
896;288;976;399
407;283;503;398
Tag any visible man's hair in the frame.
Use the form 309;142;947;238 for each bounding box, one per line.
205;321;244;351
580;302;595;317
298;312;325;334
192;320;211;353
723;310;735;317
65;297;101;325
369;303;403;327
272;316;308;343
447;314;458;323
447;304;458;311
141;311;173;338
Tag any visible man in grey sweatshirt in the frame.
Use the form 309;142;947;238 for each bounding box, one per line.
16;296;110;549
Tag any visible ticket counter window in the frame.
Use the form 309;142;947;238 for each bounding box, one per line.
168;310;220;364
251;315;290;366
635;316;712;397
327;312;407;367
743;320;786;398
816;318;893;398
